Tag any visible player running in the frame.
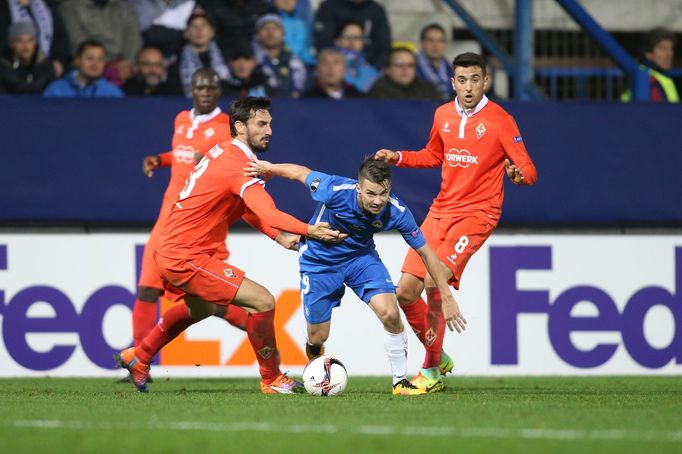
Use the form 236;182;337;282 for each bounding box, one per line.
116;96;345;393
375;52;538;392
126;68;298;389
245;156;467;395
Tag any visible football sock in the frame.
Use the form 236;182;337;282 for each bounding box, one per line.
132;299;158;347
221;305;249;331
246;308;281;383
400;297;428;346
423;287;446;369
384;328;408;385
136;303;195;364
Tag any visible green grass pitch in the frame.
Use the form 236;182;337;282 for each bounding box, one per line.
1;376;681;453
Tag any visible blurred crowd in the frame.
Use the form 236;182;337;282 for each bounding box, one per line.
0;0;677;102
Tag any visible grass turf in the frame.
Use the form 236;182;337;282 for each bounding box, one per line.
0;376;681;453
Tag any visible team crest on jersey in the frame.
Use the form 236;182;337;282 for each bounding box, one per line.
224;268;237;278
310;178;320;192
371;220;384;230
204;127;215;139
442;121;450;132
476;122;486;140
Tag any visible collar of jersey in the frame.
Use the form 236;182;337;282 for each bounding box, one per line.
232;138;257;161
454;95;488;117
189;107;222;124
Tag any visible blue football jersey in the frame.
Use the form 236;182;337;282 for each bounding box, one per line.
299;171;426;269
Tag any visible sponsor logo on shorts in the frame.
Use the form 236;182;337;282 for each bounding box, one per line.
445;148;478;168
224;268;237;278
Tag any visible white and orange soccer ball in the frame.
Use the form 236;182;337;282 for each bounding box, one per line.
302;355;348;397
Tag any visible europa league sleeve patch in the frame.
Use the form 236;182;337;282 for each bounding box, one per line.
310;178;321;192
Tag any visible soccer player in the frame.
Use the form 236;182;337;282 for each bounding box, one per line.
116;96;345;393
129;69;298;386
374;52;538;392
245;156;467;395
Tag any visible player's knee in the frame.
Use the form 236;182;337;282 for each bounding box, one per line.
377;304;401;327
137;286;162;302
396;286;420;306
252;290;275;313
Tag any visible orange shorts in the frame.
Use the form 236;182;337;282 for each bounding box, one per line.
154;252;245;306
138;202;229;290
402;212;496;289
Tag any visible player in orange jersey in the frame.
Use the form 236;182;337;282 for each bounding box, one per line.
127;69;299;385
116;96;346;393
375;52;538;392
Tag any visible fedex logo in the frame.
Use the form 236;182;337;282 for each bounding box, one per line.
490;246;682;369
0;244;305;372
445;148;478;168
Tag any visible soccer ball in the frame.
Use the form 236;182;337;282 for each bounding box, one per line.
302;355;348;397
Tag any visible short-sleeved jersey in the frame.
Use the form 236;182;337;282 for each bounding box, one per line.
157;139;307;260
299;171;426;269
397;96;537;220
162;108;231;208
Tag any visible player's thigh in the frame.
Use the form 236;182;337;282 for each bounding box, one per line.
345;253;396;306
396;272;425;305
137;221;165;293
231;277;275;313
437;215;494;288
367;292;401;325
300;269;345;325
400;213;446;282
184;294;217;320
307;320;331;345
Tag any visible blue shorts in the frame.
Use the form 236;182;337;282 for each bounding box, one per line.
299;252;396;324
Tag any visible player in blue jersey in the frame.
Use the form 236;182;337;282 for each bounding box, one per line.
246;156;467;395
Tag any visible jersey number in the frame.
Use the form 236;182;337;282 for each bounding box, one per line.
178;157;210;201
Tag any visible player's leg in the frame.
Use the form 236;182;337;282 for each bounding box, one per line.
212;248;250;331
300;269;345;361
306;320;331;359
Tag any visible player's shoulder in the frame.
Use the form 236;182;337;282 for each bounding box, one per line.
434;101;455;117
214;112;230;124
386;193;409;217
174;110;191;124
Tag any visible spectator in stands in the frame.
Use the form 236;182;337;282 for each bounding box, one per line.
223;45;268;98
0;0;69;78
197;0;274;61
122;46;180;96
274;0;315;66
333;20;377;93
416;23;454;100
253;13;306;98
128;0;195;58
44;39;123;97
166;6;229;98
59;0;142;86
0;21;55;93
369;47;441;100
622;28;679;103
314;0;391;69
304;47;363;99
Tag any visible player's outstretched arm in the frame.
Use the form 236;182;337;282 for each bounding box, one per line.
245;159;312;185
374;149;400;165
415;244;467;333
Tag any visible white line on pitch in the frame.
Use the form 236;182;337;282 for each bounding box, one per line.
7;419;682;443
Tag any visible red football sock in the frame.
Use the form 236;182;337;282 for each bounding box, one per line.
423;288;446;369
136;303;195;364
400;297;428;345
132;299;158;347
222;305;249;331
246;308;281;383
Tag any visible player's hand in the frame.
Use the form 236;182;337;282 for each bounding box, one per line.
143;155;161;178
307;222;348;243
505;159;525;184
275;233;300;251
374;149;400;165
244;159;274;179
442;294;467;333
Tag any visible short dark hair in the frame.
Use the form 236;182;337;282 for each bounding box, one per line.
420;23;446;41
642;28;677;55
335;20;364;40
389;46;415;63
452;52;487;76
76;39;105;58
230;96;271;137
358;156;392;185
